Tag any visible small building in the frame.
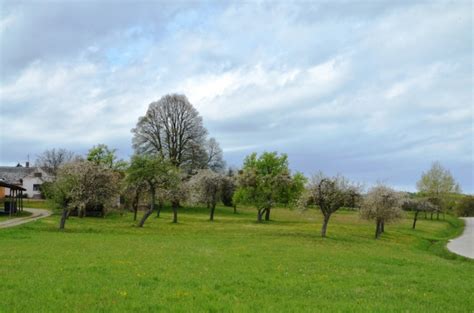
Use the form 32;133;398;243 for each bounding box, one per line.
0;181;25;215
0;163;54;199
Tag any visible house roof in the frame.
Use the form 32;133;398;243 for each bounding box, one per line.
0;166;54;185
0;180;27;191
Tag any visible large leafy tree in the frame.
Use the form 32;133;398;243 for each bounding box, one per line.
300;173;360;237
233;152;305;222
131;94;223;174
126;155;178;227
48;160;120;230
360;184;403;239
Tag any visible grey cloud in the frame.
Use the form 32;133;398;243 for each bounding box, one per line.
0;1;472;192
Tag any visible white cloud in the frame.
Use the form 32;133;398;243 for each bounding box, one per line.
0;1;472;192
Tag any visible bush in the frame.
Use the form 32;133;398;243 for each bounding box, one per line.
455;196;474;217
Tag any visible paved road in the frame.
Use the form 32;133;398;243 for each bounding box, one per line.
447;217;474;259
0;208;51;229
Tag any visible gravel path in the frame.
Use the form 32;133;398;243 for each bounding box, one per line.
447;217;474;259
0;208;51;229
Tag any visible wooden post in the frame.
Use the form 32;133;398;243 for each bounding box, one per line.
9;188;12;217
19;191;22;212
14;189;17;216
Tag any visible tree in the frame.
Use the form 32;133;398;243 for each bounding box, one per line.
188;170;225;221
122;179;147;221
163;172;187;223
131;94;210;173
417;161;461;219
35;148;76;176
233;152;304;222
87;144;127;170
402;198;436;229
360;185;403;239
221;168;237;210
49;160;120;230
455;196;474;217
205;138;225;172
300;173;360;237
126;155;177;227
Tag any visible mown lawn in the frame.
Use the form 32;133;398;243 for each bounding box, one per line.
0;205;472;312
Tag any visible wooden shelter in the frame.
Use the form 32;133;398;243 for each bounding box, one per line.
0;181;26;216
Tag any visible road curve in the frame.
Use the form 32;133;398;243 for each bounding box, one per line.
447;217;474;259
0;208;52;229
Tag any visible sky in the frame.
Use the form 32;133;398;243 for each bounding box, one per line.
0;0;472;193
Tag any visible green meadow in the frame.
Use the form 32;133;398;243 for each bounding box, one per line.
0;205;472;312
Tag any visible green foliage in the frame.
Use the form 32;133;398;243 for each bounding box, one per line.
233;152;305;210
126;155;175;188
87;144;127;171
455;196;474;217
220;174;236;207
125;154;182;224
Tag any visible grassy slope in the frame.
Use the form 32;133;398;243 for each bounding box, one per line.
0;206;472;312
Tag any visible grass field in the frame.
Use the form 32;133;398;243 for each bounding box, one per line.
0;204;472;312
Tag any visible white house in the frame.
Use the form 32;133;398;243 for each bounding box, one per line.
0;163;54;199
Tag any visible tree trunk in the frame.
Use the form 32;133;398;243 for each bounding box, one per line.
430;212;433;220
133;205;138;221
59;209;68;230
209;203;216;221
156;200;163;218
381;221;385;233
436;211;439;220
79;208;85;218
138;189;155;227
138;208;153;227
321;214;330;238
133;190;140;221
412;211;419;229
172;201;178;223
233;205;237;214
375;220;381;239
265;207;271;221
424;211;427;219
257;209;264;222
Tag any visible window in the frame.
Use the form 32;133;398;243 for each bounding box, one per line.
33;184;41;191
34;172;42;178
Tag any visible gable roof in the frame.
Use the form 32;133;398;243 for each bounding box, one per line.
0;166;51;184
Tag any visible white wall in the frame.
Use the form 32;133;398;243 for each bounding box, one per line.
22;176;44;198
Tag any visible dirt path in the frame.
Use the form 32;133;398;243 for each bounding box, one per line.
0;208;51;229
447;217;474;259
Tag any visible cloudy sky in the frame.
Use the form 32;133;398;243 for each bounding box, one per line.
0;0;472;192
